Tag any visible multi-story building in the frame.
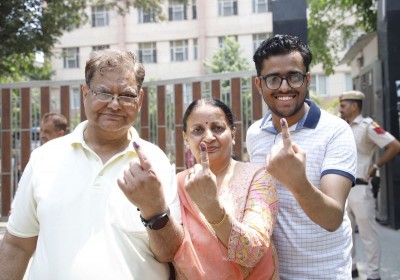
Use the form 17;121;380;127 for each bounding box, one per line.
51;0;352;100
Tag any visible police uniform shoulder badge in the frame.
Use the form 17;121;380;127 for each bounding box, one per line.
371;121;386;134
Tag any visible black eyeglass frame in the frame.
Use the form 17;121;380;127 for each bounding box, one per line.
259;72;308;90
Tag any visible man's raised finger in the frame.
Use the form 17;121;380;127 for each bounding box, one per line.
133;141;152;170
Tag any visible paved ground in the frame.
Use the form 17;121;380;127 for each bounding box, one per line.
0;219;399;278
354;222;400;279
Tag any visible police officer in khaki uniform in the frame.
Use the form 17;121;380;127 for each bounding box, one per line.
339;90;400;280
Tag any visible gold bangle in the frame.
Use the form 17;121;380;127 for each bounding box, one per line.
208;209;227;227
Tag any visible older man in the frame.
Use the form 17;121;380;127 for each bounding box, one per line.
39;112;68;144
0;49;183;280
339;90;400;280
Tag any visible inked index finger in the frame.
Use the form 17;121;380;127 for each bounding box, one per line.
199;142;210;170
280;118;292;151
133;141;152;170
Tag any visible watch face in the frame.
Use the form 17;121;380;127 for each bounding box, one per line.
150;214;170;230
141;212;170;230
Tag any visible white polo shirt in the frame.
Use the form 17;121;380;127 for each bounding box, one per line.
8;121;180;280
247;100;356;279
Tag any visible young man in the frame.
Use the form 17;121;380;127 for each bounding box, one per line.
40;112;68;144
247;34;357;279
0;49;183;279
339;90;400;280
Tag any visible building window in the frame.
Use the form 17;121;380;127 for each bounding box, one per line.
138;7;156;23
169;0;187;21
193;38;198;60
138;42;157;64
218;35;238;48
253;0;268;13
253;33;268;52
310;75;328;96
170;40;189;62
92;6;109;27
218;0;238;17
92;45;109;51
192;0;197;19
63;47;79;69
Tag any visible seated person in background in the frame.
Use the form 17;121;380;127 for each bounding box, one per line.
173;98;279;280
40;112;68;144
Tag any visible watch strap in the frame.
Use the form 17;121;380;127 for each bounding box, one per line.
140;208;170;230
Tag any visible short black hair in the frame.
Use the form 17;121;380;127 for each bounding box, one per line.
348;99;363;111
253;34;312;76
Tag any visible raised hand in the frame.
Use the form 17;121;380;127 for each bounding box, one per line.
117;141;167;218
266;118;308;192
185;142;220;212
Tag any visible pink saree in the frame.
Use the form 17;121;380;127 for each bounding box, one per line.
173;163;279;280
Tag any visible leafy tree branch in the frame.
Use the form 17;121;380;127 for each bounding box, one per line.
308;0;377;75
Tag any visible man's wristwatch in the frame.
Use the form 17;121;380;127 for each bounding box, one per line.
140;207;170;230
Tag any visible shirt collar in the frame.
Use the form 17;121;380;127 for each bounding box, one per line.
70;120;139;153
70;121;87;145
259;99;321;134
351;114;363;125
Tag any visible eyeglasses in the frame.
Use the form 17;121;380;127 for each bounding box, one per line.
89;89;139;106
259;72;307;90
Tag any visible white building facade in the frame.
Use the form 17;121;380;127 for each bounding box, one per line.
50;0;351;99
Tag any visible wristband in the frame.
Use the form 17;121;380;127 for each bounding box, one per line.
373;163;379;170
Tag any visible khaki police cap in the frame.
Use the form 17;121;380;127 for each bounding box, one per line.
339;90;365;101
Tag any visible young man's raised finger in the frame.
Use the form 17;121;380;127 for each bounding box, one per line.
280;118;293;152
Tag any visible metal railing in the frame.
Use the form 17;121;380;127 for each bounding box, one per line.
0;70;264;216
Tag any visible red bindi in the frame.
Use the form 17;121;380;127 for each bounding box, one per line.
205;122;208;124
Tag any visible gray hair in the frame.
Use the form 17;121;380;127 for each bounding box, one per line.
85;49;145;90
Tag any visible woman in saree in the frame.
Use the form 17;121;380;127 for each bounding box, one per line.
173;98;279;280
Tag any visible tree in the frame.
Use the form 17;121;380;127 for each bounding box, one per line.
204;36;252;134
0;0;87;81
1;53;53;82
0;0;185;82
308;0;377;75
309;90;339;115
204;36;251;73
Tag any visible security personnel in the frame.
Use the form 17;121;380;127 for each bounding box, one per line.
339;90;400;280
